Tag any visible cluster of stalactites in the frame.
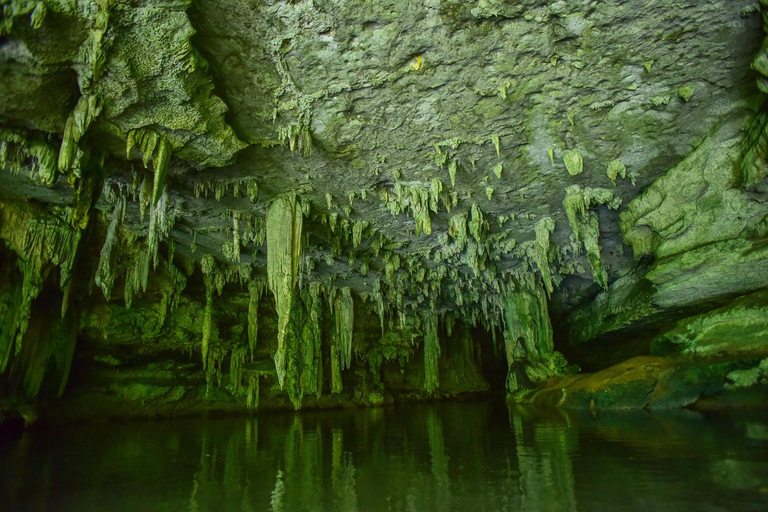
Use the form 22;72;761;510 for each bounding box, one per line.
283;283;324;409
94;181;181;311
56;94;108;230
0;201;82;391
193;177;259;203
266;192;304;389
384;178;459;236
562;185;622;289
0;128;58;185
126;128;173;205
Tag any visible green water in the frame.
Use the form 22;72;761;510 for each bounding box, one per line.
2;402;768;511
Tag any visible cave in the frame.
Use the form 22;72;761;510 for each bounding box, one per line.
2;0;768;509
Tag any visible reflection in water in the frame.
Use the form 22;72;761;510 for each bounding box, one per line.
511;407;577;512
2;403;768;511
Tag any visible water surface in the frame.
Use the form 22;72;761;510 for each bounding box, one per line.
3;402;768;511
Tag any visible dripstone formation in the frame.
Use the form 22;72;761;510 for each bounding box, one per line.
1;0;767;422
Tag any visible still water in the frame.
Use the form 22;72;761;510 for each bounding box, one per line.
2;402;768;511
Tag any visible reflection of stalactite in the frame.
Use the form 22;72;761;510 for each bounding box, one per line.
510;407;578;512
284;416;324;510
270;469;285;512
427;408;452;507
188;429;209;512
245;418;259;454
331;428;358;512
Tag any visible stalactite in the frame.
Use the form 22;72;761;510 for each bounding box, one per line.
232;211;241;262
335;287;354;371
247;376;260;410
201;255;216;372
58;95;101;173
95;196;125;300
147;186;170;270
330;342;343;394
562;149;583;176
266;193;303;389
448;160;458;186
69;149;107;230
308;282;323;398
352;221;369;248
0;203;82;365
374;279;386;335
468;203;485;243
533;217;555;295
0;129;57;184
152;137;172;204
138;174;152;222
247;280;265;361
229;347;247;396
127;128;173;205
423;311;440;394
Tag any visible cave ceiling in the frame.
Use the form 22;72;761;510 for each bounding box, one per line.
0;0;764;314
